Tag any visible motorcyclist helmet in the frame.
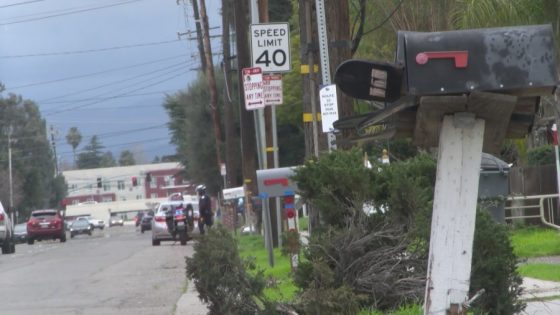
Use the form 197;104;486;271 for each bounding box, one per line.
196;184;206;194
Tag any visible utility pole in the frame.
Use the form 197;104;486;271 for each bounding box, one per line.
50;125;59;176
221;0;239;188
300;0;320;233
197;0;224;175
7;126;14;221
234;0;259;232
324;0;354;147
257;0;280;248
190;0;207;71
302;0;320;158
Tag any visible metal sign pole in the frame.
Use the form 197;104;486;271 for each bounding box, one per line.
315;0;337;151
251;0;274;267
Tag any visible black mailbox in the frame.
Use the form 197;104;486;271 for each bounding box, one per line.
396;25;558;97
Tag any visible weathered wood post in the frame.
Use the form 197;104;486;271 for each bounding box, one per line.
424;113;484;314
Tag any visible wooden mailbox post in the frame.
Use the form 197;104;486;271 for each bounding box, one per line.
334;25;558;314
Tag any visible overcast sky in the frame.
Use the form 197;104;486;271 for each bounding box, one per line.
0;0;222;167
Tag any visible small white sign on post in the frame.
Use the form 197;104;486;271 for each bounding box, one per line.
319;84;339;133
242;67;264;111
263;74;283;106
250;23;291;73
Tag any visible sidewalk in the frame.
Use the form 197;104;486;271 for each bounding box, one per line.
175;281;209;315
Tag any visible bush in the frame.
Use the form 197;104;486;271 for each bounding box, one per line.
293;149;525;314
186;225;271;315
527;145;555;166
292;148;378;228
469;210;525;315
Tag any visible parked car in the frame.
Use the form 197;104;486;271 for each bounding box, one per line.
151;201;194;246
69;220;92;238
0;202;15;254
27;209;66;244
77;216;105;230
108;216;124;227
13;223;27;244
140;216;152;233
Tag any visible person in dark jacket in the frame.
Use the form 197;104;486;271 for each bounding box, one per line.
197;185;213;234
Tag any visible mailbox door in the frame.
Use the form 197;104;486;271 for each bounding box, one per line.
398;25;557;96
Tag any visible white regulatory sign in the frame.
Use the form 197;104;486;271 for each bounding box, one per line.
250;23;291;73
319;84;339;133
263;74;283;106
242;67;264;111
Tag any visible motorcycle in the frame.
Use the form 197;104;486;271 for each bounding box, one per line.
165;206;189;246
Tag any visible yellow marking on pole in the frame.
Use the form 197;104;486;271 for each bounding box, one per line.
266;147;275;152
300;64;319;74
303;113;322;122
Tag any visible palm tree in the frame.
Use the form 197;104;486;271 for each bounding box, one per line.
66;127;82;168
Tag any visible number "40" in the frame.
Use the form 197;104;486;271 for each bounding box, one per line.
255;49;287;68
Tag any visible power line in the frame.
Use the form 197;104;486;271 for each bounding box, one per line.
40;90;178;105
0;39;183;59
363;0;404;35
0;0;44;9
36;60;191;104
41;65;189;114
44;68;189;116
0;123;168;144
8;54;187;90
0;0;145;26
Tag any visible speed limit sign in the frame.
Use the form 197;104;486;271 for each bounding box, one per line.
250;23;291;73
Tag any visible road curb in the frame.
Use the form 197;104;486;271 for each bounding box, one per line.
175;281;208;315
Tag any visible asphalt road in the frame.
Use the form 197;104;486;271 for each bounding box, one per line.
0;225;193;315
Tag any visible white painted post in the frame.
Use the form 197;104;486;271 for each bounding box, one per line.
424;113;485;315
552;124;560;205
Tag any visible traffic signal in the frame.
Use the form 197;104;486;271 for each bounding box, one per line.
132;176;137;186
96;177;102;188
145;173;151;183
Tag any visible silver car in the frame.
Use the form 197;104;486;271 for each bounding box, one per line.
151;201;196;246
0;202;15;254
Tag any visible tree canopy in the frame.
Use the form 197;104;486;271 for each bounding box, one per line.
0;92;66;217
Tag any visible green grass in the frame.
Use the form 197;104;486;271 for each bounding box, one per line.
358;304;423;315
518;264;560;281
298;216;309;231
237;234;298;301
510;227;560;258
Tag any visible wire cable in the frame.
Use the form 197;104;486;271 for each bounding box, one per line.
37;61;189;107
0;0;145;26
0;0;44;9
40;90;178;105
363;0;404;35
0;39;182;59
44;68;189;116
8;54;187;90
